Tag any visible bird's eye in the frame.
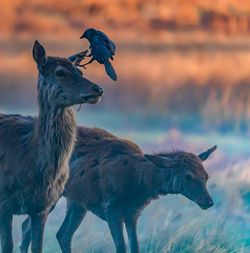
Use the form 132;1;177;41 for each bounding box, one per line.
184;173;194;181
55;70;66;78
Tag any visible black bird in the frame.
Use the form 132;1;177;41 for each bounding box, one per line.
80;28;117;81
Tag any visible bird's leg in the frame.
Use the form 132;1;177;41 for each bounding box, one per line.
86;53;92;57
68;50;89;67
79;57;95;69
79;65;87;70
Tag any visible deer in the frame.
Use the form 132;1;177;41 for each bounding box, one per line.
20;127;216;253
0;41;103;253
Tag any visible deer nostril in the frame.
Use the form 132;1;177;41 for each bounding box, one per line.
99;87;104;95
206;198;214;206
93;86;103;95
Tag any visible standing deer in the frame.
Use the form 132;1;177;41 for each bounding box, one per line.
0;41;103;253
20;127;216;253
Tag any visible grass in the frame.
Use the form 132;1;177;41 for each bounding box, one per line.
11;163;250;253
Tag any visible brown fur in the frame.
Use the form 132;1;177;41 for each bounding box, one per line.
20;126;216;253
0;41;103;253
65;127;212;219
60;127;215;253
66;127;146;219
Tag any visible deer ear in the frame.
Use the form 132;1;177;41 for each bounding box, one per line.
198;145;217;161
144;154;172;168
32;40;46;66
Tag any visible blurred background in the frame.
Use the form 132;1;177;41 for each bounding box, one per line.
1;0;250;252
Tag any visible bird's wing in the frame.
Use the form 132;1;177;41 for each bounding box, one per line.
91;37;112;63
95;30;110;41
109;39;116;55
95;30;116;55
103;38;116;56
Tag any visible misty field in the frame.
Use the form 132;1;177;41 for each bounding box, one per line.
8;123;250;253
2;3;250;251
1;36;250;135
2;1;250;252
1;37;250;253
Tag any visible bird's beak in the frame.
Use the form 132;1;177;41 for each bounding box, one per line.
80;34;85;39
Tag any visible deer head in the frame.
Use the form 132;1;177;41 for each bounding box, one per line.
33;40;103;107
145;146;217;210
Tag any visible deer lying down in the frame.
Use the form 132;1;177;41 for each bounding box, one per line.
20;127;216;253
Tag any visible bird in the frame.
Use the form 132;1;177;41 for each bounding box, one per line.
68;50;89;67
79;28;117;81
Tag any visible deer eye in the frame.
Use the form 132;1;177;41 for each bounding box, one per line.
184;173;194;181
55;70;67;78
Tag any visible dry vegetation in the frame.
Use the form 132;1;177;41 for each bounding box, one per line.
1;48;250;134
2;0;250;40
1;0;250;133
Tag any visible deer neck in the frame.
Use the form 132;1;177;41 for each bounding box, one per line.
139;165;177;199
35;77;76;178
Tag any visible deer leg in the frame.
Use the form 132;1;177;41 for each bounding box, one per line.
20;202;57;253
56;202;86;253
0;212;13;253
30;212;48;253
106;211;126;253
19;216;31;253
125;218;139;253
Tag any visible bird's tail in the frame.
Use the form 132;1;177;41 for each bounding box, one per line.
104;60;117;81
